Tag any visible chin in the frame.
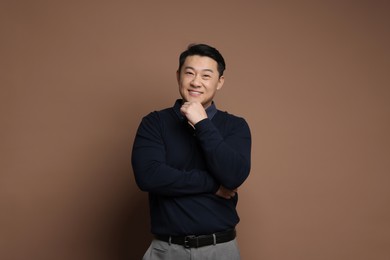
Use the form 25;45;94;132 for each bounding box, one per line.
185;96;202;103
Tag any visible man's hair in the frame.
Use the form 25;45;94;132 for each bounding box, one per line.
178;43;226;77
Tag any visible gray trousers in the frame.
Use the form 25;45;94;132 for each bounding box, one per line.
142;238;240;260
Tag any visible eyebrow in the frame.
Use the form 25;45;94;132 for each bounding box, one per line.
184;66;214;73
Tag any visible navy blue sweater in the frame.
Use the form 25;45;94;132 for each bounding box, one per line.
131;100;251;236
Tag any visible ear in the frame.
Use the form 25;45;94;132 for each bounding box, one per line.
176;70;180;84
217;75;224;90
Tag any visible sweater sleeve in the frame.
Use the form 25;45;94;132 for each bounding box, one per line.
194;116;251;190
131;112;219;196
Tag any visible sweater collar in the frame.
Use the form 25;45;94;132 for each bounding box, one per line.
173;99;217;121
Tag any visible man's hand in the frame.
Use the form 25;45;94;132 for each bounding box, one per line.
180;101;207;126
215;186;237;199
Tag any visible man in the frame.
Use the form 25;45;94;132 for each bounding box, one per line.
131;43;251;260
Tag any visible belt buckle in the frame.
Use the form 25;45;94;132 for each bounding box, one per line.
184;235;196;248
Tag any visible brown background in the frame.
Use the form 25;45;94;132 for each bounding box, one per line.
1;1;389;259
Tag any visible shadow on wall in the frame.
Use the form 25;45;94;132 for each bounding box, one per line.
109;189;152;260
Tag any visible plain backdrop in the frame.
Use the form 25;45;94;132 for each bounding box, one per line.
1;1;389;259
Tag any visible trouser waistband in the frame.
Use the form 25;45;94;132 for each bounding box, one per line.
155;229;236;248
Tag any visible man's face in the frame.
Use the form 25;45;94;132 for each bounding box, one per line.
177;55;224;108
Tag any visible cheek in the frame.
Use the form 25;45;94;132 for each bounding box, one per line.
206;82;218;91
179;78;189;86
178;80;185;89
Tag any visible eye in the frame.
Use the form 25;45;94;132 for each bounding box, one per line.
185;71;194;75
202;74;211;79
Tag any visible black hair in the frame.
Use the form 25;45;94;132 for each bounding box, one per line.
178;43;226;77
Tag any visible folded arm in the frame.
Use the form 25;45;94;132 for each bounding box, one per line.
131;113;219;196
194;117;251;190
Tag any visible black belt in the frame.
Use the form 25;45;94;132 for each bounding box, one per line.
155;229;236;248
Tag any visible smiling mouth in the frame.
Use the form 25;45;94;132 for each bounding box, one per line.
188;90;202;96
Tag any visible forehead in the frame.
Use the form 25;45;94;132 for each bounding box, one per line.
182;55;218;71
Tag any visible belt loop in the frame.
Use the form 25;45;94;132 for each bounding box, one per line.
168;236;172;246
212;233;216;246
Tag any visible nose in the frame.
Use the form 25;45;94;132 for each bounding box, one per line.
190;75;202;88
